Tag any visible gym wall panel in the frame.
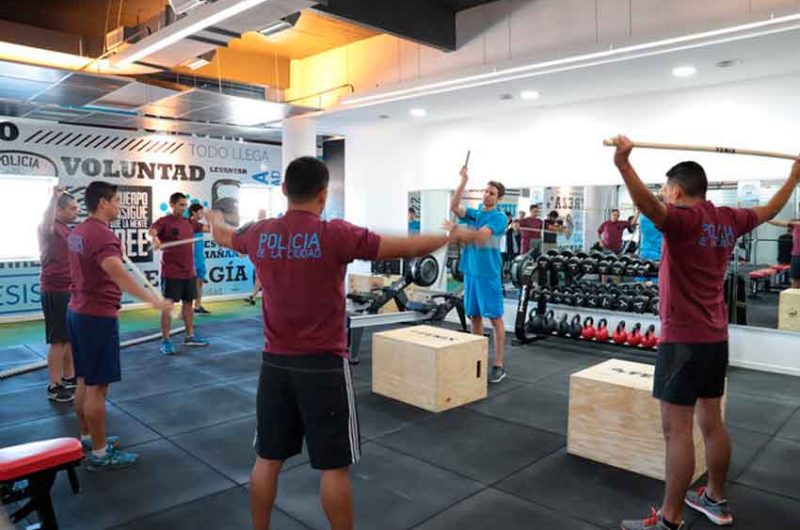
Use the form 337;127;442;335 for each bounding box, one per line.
630;0;752;38
0;119;282;318
508;0;600;57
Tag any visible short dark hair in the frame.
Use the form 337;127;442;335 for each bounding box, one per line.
85;182;117;213
666;161;707;198
285;157;329;202
487;180;505;198
189;203;204;215
547;210;559;219
170;192;187;205
408;207;416;214
56;192;76;209
611;208;620;214
529;204;540;211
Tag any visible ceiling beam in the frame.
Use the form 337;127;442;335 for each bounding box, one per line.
315;0;457;51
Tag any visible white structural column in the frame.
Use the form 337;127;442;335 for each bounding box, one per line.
420;190;451;292
282;116;317;172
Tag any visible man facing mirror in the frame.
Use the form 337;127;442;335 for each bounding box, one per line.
768;218;800;288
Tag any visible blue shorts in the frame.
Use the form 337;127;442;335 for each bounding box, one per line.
67;310;121;386
195;263;207;282
463;275;504;319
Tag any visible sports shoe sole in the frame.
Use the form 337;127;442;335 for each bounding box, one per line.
86;460;137;472
685;497;733;526
184;342;209;347
47;394;74;403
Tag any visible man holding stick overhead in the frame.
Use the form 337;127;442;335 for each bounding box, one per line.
149;192;210;355
68;181;172;470
611;135;800;530
205;156;470;530
451;164;509;383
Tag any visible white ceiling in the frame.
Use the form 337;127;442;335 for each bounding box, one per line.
315;23;800;132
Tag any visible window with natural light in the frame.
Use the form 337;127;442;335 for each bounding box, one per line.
0;176;57;260
239;185;285;225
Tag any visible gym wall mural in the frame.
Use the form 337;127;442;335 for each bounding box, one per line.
0;119;282;317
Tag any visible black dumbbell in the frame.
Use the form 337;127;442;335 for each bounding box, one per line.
617;292;634;312
632;292;651;313
647;296;659;315
566;253;584;274
581;252;598;274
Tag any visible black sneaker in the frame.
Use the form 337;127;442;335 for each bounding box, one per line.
243;296;256;306
47;384;74;403
489;365;507;384
61;376;77;390
193;306;211;314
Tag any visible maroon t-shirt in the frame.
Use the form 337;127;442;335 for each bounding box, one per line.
68;217;123;318
598;220;630;252
38;221;71;292
793;224;800;256
519;217;543;254
151;214;203;280
659;201;758;343
232;210;381;357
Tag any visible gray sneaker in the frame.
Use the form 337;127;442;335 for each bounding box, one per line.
489;365;507;384
685;487;733;526
620;508;685;530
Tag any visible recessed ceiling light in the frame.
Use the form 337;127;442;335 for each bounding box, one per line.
409;108;427;118
715;59;742;68
520;90;540;100
672;65;697;77
499;93;514;100
378;114;391;119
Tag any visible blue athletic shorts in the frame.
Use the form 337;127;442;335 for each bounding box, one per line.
463;275;504;319
67;310;121;386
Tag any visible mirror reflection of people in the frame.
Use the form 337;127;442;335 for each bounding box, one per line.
519;204;543;255
450;165;509;384
640;197;665;261
189;204;211;314
768;218;800;288
597;208;635;253
612;134;800;530
543;210;569;253
149;192;211;354
408;207;421;234
39;186;79;403
501;212;517;271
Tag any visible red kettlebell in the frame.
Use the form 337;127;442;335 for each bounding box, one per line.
640;324;658;349
595;318;609;342
627;323;642;347
612;320;628;344
581;316;596;340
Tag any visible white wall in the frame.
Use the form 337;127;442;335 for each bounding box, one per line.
343;73;800;234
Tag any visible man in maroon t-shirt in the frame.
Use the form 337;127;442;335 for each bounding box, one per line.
206;157;469;530
612;136;800;530
768;218;800;288
597;208;633;253
68;181;172;471
149;192;210;355
38;186;79;403
519;204;544;255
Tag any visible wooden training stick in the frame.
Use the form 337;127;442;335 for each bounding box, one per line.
464;150;471;168
602;139;800;162
156;235;205;250
122;255;178;317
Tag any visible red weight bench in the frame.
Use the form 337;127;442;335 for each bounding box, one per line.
0;438;83;530
772;264;792;286
748;267;776;298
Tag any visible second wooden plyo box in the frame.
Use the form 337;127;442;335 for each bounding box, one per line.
372;325;488;412
568;358;727;482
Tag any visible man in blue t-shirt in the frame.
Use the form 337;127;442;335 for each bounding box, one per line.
450;165;509;383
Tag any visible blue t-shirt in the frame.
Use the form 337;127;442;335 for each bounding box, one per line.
408;220;420;234
459;207;508;279
193;235;206;267
639;214;663;261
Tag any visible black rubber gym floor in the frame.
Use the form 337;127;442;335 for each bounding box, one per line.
2;318;800;529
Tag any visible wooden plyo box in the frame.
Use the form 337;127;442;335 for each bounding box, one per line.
778;288;800;332
372;325;487;412
568;359;725;482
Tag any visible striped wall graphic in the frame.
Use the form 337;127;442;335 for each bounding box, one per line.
23;129;184;154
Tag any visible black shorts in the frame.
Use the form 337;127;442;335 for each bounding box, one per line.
161;278;197;302
67;310;121;386
41;291;70;344
791;256;800;280
653;342;728;406
256;353;360;470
